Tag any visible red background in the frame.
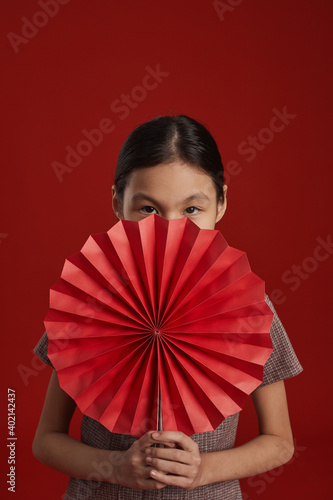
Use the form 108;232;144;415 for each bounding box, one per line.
1;0;332;498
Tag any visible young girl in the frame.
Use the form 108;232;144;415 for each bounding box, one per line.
33;115;303;499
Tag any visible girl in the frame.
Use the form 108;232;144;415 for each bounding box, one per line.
33;115;303;499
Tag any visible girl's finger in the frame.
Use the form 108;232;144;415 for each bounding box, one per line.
146;446;189;465
146;454;190;476
152;431;198;453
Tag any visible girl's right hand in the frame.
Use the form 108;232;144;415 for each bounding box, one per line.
112;431;173;490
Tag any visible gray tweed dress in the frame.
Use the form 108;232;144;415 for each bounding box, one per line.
34;295;303;499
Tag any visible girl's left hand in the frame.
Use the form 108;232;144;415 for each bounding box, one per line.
145;431;204;490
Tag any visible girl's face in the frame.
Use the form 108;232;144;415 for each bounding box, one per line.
112;161;227;230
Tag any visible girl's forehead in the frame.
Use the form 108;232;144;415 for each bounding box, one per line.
125;162;216;194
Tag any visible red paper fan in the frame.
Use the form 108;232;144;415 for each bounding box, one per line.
44;214;273;438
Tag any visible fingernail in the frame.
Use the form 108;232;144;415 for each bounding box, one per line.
146;456;152;463
152;432;160;439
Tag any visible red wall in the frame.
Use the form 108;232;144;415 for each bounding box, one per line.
1;0;332;498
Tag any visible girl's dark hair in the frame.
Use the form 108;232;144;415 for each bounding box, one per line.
114;115;225;206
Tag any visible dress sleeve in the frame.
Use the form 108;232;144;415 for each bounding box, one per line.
259;294;303;387
34;331;54;368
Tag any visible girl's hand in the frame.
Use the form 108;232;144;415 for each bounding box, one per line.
112;431;175;490
145;431;204;490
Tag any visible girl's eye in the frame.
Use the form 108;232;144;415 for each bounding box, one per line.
185;207;200;215
141;206;158;214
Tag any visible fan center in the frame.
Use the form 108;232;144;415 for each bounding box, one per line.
150;324;163;337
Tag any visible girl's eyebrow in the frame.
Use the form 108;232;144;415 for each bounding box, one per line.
131;192;210;205
183;192;210;203
130;193;157;205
